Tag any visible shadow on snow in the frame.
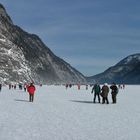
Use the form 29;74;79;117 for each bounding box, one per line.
14;99;29;102
69;100;95;104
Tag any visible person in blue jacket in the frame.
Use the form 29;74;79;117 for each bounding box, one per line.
91;83;101;103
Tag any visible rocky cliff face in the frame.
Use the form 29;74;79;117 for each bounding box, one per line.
0;4;86;84
87;53;140;84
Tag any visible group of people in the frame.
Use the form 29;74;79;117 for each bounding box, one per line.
1;81;120;104
91;83;118;104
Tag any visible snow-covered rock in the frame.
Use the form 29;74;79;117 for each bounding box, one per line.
87;53;140;84
0;3;86;84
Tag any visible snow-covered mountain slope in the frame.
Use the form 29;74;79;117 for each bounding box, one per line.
0;3;86;84
87;53;140;84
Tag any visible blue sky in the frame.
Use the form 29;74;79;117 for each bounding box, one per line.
1;0;140;76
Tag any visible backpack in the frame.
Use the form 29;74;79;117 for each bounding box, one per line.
95;85;100;93
116;87;119;94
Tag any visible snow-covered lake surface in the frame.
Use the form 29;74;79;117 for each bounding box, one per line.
0;85;140;140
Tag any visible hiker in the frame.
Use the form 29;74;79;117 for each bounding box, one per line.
91;83;101;103
101;83;109;104
27;83;36;102
110;83;118;104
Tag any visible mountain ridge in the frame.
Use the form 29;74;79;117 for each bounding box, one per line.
0;3;86;84
87;53;140;84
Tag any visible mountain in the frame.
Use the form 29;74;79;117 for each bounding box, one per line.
0;4;86;84
87;53;140;84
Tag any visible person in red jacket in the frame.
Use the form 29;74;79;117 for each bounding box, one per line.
28;83;36;102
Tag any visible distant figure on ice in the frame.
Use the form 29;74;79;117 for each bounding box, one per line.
100;83;109;104
9;84;11;89
0;83;2;92
77;84;80;90
69;84;72;88
65;84;68;89
91;83;101;103
24;83;29;92
110;83;118;104
14;84;16;90
123;84;125;89
24;83;27;92
118;84;121;89
11;84;13;89
19;83;22;90
28;83;36;102
86;84;88;90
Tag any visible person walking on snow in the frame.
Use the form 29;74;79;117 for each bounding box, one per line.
91;83;101;103
101;83;109;104
28;83;36;102
110;82;118;104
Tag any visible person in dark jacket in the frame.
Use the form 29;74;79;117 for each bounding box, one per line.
110;83;118;104
28;83;36;102
0;84;2;92
91;83;101;103
101;83;109;104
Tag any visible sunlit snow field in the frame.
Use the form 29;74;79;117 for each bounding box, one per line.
0;85;140;140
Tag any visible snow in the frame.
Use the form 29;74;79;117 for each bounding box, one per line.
124;55;140;64
114;67;123;72
7;49;12;55
0;85;140;140
0;38;6;42
125;56;133;64
0;37;32;81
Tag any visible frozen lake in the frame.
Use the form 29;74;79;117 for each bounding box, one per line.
0;85;140;140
